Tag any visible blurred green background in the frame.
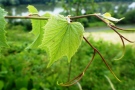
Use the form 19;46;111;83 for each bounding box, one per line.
0;0;135;90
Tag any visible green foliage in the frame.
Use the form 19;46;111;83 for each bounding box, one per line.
27;5;50;48
0;46;48;90
122;10;135;24
0;3;134;90
0;29;135;90
61;1;135;27
0;5;85;67
40;15;84;67
0;7;8;47
27;5;84;67
0;80;4;89
0;0;55;6
0;30;69;90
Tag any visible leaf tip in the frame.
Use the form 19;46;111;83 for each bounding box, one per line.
57;81;63;86
27;5;33;8
47;60;54;68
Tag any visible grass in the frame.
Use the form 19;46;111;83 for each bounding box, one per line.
1;25;135;90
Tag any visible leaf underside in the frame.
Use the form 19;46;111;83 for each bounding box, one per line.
0;7;8;47
27;5;50;48
40;15;84;67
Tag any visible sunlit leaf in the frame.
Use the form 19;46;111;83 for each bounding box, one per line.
27;5;50;48
40;15;84;67
0;7;8;47
101;12;124;22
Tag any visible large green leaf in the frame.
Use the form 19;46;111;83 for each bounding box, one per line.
27;5;50;48
40;15;84;67
0;7;8;47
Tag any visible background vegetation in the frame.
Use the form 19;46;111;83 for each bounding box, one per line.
0;27;135;90
1;0;135;28
0;0;134;6
0;0;135;90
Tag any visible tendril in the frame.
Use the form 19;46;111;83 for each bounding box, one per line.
83;36;121;82
58;36;121;86
58;13;134;87
58;72;84;86
58;39;96;86
109;24;134;60
110;25;135;32
95;14;134;60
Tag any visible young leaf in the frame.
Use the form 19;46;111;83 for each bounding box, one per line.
101;12;124;22
27;5;50;48
40;15;84;67
0;7;8;47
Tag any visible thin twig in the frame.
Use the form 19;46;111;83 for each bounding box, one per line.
59;37;96;86
109;25;134;43
5;16;49;20
4;14;96;20
110;25;135;32
59;36;121;86
83;36;121;82
71;14;95;19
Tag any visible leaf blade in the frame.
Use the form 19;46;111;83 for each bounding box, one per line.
27;5;50;48
102;12;124;22
0;7;8;47
40;15;84;67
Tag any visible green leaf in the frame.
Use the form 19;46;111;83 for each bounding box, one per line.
27;5;38;35
40;15;84;67
101;12;124;22
27;5;50;48
0;7;8;47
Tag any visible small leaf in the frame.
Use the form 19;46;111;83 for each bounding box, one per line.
0;7;8;47
40;15;84;67
101;12;124;22
27;5;38;35
103;12;111;17
27;5;50;48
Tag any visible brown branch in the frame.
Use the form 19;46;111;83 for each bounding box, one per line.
5;16;49;20
83;36;121;82
59;37;96;86
59;36;121;87
4;14;96;20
